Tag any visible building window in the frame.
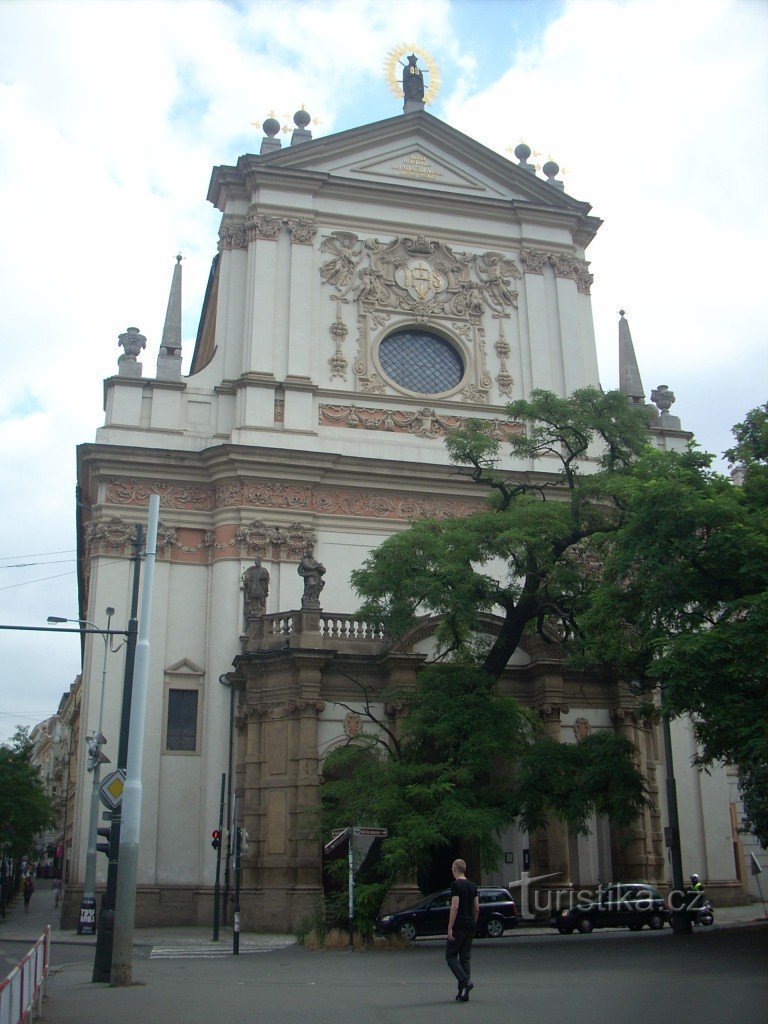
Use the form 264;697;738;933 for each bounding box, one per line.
378;329;464;395
166;689;199;752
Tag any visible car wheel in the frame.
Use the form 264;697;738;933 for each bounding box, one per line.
398;921;417;941
485;917;504;938
576;917;594;934
648;913;664;931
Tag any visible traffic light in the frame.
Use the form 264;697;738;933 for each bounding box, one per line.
211;829;221;850
96;826;111;855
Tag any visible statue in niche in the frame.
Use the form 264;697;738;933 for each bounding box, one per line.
242;557;270;621
402;54;425;101
298;548;326;608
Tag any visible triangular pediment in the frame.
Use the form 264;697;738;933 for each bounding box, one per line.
231;113;589;212
164;658;205;677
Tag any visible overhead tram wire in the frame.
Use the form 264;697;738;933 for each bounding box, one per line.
0;558;124;592
0;548;77;560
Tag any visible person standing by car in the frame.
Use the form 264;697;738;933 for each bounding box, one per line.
446;859;479;1002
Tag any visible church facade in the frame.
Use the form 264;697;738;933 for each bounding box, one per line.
63;95;746;929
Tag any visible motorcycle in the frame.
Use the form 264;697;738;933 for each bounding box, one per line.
686;893;714;926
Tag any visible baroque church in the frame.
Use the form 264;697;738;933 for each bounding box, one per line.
62;64;749;929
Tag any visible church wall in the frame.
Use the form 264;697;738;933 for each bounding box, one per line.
68;111;750;930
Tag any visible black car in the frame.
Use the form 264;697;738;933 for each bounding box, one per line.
550;883;669;934
376;886;518;941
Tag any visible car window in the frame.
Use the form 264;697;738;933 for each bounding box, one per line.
430;894;452;909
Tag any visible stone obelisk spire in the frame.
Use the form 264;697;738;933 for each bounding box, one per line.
156;255;183;381
618;309;645;407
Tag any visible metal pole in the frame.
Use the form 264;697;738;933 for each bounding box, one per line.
81;611;113;932
92;526;142;983
660;697;692;935
213;773;225;941
348;826;354;948
111;495;160;986
232;797;240;956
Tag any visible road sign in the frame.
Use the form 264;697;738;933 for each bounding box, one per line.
99;769;126;811
324;828;350;855
353;827;388;837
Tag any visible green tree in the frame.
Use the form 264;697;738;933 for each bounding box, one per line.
0;727;56;858
320;389;652;913
576;404;768;845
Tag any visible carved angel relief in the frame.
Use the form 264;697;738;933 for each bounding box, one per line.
320;233;520;319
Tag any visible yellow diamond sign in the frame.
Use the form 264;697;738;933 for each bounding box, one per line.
99;769;126;810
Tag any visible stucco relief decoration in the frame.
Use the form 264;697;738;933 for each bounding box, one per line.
85;517;134;554
494;320;515;397
461;385;489;405
235;519;317;560
538;701;570;722
319;232;364;295
156;524;178;550
474;252;520;311
250;699;326;720
343;712;363;738
246;211;281;242
218;218;247;251
287;218;317;245
520;248;593;294
105;480;214;511
328;296;349;379
320;403;523;441
320;234;521;395
572;717;591;742
520;249;549;274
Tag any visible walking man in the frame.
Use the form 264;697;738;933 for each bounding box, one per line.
445;858;479;1002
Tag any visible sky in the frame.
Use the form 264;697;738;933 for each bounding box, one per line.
0;0;766;744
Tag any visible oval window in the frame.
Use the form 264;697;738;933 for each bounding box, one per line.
378;329;464;395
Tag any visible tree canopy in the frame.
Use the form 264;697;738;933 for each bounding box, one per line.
319;389;654;916
0;727;56;859
576;404;768;845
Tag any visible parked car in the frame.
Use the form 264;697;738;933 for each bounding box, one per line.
376;886;518;941
550;883;669;934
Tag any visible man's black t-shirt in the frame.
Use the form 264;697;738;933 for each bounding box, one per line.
450;878;477;930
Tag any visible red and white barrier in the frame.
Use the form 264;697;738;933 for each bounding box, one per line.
0;926;50;1024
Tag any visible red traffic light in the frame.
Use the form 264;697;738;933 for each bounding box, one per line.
211;830;221;850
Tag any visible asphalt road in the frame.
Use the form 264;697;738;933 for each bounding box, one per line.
38;924;768;1024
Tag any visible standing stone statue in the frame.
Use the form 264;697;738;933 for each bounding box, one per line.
242;557;270;621
298;548;326;608
402;54;425;102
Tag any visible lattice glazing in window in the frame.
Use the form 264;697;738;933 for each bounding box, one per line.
379;330;463;394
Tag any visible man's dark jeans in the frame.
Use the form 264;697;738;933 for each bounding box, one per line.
446;927;474;986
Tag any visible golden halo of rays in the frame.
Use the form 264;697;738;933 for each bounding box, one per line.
383;43;442;106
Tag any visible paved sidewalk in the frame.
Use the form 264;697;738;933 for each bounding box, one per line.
0;878;296;951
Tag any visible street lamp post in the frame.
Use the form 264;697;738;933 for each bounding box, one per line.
48;609;118;934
